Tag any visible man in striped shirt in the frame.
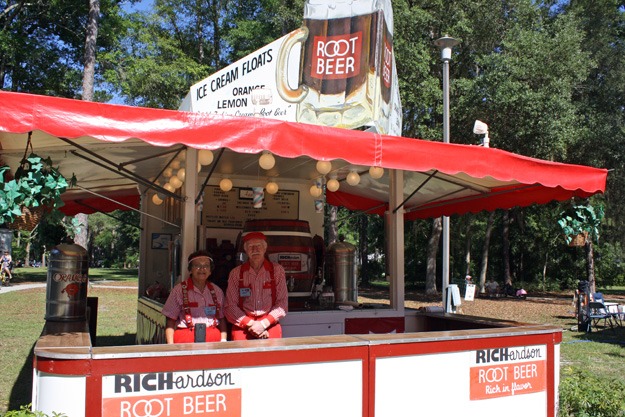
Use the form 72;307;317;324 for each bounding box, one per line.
225;232;288;340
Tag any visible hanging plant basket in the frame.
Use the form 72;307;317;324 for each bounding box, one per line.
7;205;48;232
567;231;589;247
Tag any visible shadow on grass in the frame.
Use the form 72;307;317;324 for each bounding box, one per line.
8;334;137;411
571;324;625;346
8;344;35;411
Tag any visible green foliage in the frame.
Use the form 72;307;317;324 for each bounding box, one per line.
559;367;625;417
558;204;604;244
0;404;66;417
0;155;72;226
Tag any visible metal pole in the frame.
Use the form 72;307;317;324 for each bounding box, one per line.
434;36;459;309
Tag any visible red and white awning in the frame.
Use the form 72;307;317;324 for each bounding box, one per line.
0;91;607;217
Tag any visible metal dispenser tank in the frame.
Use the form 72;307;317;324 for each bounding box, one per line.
45;243;89;321
325;235;357;303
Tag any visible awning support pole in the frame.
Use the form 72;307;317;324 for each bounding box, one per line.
181;148;199;268
389;169;405;312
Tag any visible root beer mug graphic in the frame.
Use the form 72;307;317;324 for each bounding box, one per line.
276;0;394;132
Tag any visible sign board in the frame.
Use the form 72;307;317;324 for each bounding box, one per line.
465;283;476;301
188;0;402;136
202;186;299;229
375;345;549;417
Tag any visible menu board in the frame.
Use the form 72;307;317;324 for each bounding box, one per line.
202;186;299;229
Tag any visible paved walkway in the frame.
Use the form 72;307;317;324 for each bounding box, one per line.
0;281;137;294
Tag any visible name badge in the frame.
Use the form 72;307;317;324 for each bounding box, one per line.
204;306;217;316
240;287;252;297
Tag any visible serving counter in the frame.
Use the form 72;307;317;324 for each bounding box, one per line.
33;311;561;417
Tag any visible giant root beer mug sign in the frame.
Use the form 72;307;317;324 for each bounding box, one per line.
187;0;401;135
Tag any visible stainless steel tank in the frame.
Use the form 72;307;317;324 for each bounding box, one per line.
45;243;89;321
325;236;357;303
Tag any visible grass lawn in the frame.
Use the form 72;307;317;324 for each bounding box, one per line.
0;267;138;413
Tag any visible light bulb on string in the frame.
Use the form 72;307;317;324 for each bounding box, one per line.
316;160;332;175
197;162;202;173
346;170;360;186
198;150;214;166
171;159;181;170
163;183;175;194
259;152;276;170
266;181;279;195
220;178;233;192
152;194;164;206
309;184;323;198
163;167;173;178
169;176;182;189
176;168;186;181
369;166;384;179
326;178;340;192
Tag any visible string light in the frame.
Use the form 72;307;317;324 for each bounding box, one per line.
369;166;384;179
266;181;279;194
198;149;214;165
309;184;323;197
346;170;360;186
326;178;340;192
152;194;163;206
259;152;276;170
176;168;186;181
316;160;332;175
219;178;233;192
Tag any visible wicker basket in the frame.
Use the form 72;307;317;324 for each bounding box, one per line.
7;206;47;232
568;231;589;247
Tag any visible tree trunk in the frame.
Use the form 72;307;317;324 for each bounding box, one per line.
585;239;596;294
359;215;369;285
478;212;496;293
327;206;338;244
425;217;442;295
74;0;100;250
502;210;512;285
464;219;472;277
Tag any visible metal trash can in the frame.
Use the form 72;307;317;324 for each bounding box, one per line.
45;243;89;321
325;236;357;303
577;280;590;332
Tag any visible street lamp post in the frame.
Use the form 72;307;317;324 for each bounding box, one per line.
434;35;460;310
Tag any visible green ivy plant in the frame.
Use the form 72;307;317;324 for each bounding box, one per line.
557;203;604;245
0;154;74;226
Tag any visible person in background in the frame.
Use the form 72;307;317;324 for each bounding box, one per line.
162;250;228;343
1;251;13;284
225;232;288;340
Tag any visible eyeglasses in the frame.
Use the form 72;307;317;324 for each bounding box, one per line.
191;264;211;270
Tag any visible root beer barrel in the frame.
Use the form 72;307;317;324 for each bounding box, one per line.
45;243;89;321
239;219;316;297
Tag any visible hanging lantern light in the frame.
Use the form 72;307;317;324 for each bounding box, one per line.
171;159;181;170
197;162;202;173
163;167;173;178
152;194;164;206
259;151;276;170
326;178;340;192
369;166;384;179
220;178;233;192
198;149;214;166
266;181;279;195
176;168;186;182
346;170;360;186
316;160;332;175
163;183;175;193
309;184;323;198
169;176;183;189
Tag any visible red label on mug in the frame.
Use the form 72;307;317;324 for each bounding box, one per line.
311;32;362;79
382;37;392;88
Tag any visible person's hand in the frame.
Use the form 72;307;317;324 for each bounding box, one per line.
248;320;266;337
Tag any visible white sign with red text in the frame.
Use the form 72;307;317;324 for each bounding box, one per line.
374;345;549;417
102;361;362;417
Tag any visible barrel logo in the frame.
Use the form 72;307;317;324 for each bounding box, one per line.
52;273;88;283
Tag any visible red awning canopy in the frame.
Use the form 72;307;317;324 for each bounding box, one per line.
0;91;607;218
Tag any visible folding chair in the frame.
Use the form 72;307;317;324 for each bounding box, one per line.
588;301;614;331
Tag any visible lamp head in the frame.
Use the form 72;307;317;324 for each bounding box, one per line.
473;120;488;135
